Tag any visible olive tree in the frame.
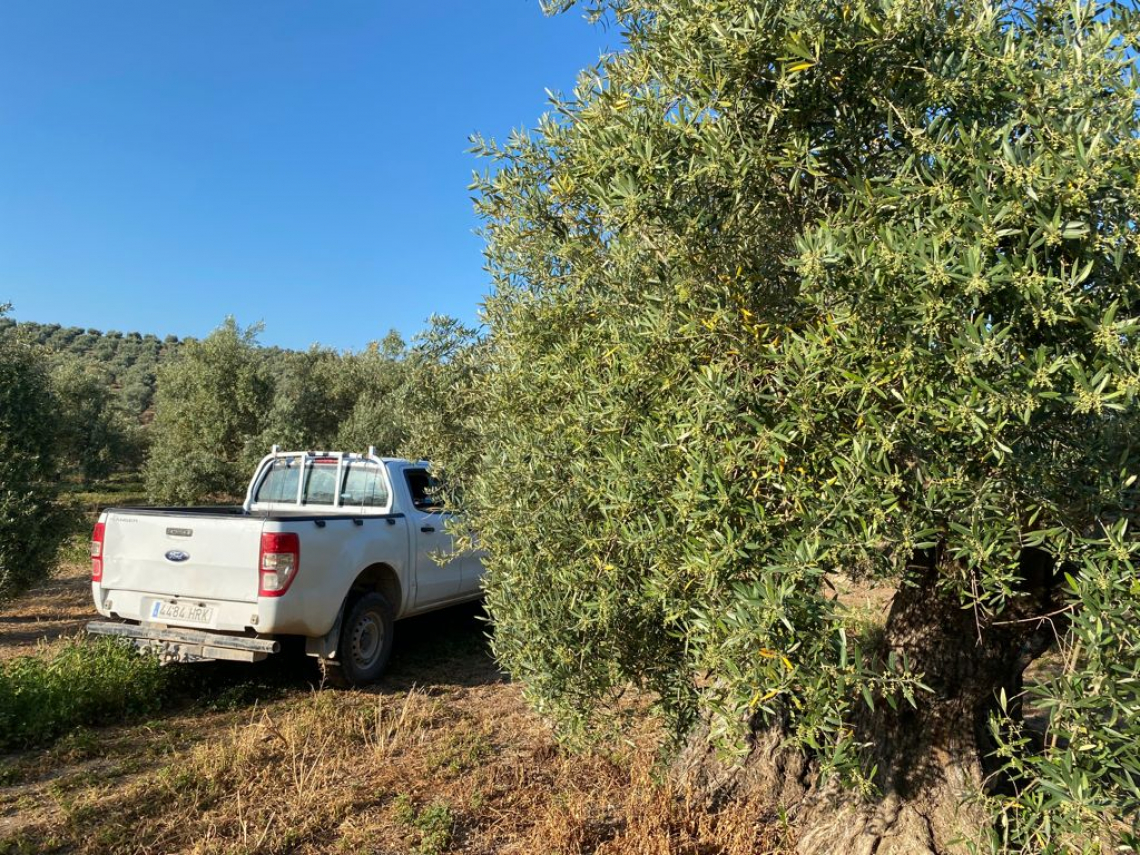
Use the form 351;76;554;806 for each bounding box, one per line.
145;319;272;503
332;331;411;455
0;306;66;600
258;346;360;453
51;357;140;483
456;1;1140;851
398;316;484;471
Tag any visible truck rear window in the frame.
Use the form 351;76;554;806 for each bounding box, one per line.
256;459;301;504
254;458;390;509
340;461;389;508
304;462;339;505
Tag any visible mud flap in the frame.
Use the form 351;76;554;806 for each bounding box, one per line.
305;599;347;660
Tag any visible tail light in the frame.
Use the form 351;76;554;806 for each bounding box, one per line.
91;522;105;582
259;532;300;597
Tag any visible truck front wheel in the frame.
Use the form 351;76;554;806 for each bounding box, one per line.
336;592;395;686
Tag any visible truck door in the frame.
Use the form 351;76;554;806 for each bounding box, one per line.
406;467;463;608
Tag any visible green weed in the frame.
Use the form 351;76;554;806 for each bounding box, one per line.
0;763;24;787
0;636;168;750
428;726;492;775
392;795;455;855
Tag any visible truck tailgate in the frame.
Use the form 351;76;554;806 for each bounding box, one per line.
101;510;265;604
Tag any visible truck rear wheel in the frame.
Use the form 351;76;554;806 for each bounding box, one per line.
336;592;395;686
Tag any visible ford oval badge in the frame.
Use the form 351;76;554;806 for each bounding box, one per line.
165;550;190;563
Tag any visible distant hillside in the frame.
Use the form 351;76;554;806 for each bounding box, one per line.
0;319;182;418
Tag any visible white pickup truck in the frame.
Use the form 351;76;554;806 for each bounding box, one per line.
87;448;483;685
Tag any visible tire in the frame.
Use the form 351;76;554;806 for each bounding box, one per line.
335;592;395;686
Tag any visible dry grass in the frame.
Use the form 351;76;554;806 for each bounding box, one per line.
0;574;791;855
0;677;789;854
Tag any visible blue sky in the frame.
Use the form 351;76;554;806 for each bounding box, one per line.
0;2;617;351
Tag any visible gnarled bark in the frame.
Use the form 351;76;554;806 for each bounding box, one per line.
676;552;1065;854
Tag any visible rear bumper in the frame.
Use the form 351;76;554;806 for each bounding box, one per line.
92;584;336;638
92;584;259;633
87;621;280;664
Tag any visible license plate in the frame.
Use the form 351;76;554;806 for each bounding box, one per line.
150;600;215;626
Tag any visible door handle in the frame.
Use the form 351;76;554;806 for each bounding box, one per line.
420;525;436;533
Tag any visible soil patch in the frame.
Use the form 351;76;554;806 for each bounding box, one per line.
0;562;94;661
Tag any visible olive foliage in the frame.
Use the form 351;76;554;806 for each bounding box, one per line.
50;357;143;483
0;306;66;601
0;319;176;481
455;0;1140;849
145;319;274;503
0;319;175;423
399;316;485;469
144;316;477;504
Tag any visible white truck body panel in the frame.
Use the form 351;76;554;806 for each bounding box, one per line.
99;511;264;605
89;452;483;668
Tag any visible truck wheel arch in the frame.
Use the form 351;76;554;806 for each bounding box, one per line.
306;563;403;663
348;563;403;616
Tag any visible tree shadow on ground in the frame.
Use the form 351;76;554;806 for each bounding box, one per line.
177;600;500;710
383;599;503;691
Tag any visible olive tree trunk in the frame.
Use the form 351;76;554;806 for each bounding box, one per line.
676;555;1062;855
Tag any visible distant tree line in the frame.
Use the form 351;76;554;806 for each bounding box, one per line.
142;315;480;503
0;315;479;499
0;318;177;417
0;318;180;481
0;307;480;599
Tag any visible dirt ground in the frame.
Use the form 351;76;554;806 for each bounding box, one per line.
0;564;786;855
0;561;93;662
